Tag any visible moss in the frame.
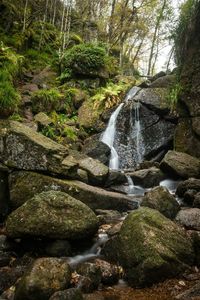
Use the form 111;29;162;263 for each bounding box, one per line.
31;88;62;113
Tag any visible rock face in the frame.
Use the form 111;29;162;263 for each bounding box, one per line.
114;88;176;169
9;171;136;211
49;288;83;300
176;208;200;231
104;207;194;287
160;151;200;179
141;186;180;219
14;258;71;300
176;178;200;197
82;138;110;165
0;120;68;174
174;1;200;158
127;167;165;188
6;191;98;239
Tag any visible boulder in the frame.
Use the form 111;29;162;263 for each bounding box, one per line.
78;157;109;186
32;66;57;88
61;150;109;186
77;263;102;291
9;171;137;212
0;120;68;174
141;186;180;219
82;138;110;165
176;208;200;230
103;207;194;287
149;74;176;88
45;240;72;257
176;178;200;198
14;258;71;300
127;167;165;188
49;288;84;300
6;191;98;239
160;151;200;179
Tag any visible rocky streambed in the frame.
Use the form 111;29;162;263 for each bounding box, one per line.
0;120;200;300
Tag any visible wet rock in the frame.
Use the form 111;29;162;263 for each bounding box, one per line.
190;230;200;266
115;102;175;169
127;167;165;188
95;259;120;285
0;120;68;174
105;170;127;187
107;222;123;236
176;179;200;198
193;192;200;208
6;191;98;239
0;252;13;267
141;186;180;219
9;171;136;212
103;207;194;287
82;139;110;165
77;263;101;292
175;281;200;299
83;293;105;300
49;288;84;300
45;240;72;257
160;151;200;179
14;258;71;300
176;208;200;230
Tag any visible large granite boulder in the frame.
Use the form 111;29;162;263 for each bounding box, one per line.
9;171;137;212
0;120;68;174
14;258;71;300
82;137;110;165
103;207;194;287
160;151;200;179
141;186;180;219
6;191;98;239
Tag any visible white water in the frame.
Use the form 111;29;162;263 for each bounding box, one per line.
125;86;141;102
160;179;181;194
101;103;124;170
68;233;108;268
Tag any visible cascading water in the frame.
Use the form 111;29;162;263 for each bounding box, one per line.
101;103;124;170
101;87;142;170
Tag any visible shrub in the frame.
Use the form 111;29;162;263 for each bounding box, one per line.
60;43;117;81
0;79;21;114
167;83;182;113
31;88;62;113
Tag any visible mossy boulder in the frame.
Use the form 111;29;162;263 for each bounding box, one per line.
9;171;136;212
14;258;71;300
103;207;194;287
6;191;98;239
0;164;9;221
160;151;200;179
141;186;180;219
49;288;84;300
0;120;68;174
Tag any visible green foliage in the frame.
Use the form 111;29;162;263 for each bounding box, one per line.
0;42;24;76
31;88;62;113
174;0;198;64
41;112;78;143
0;79;21;113
9;113;23;121
60;43;116;81
167;83;182;112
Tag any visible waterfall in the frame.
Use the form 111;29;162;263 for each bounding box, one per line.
101;103;124;170
134;101;144;165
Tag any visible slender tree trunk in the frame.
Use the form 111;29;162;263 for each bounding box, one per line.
108;0;116;46
166;46;174;72
39;0;49;50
